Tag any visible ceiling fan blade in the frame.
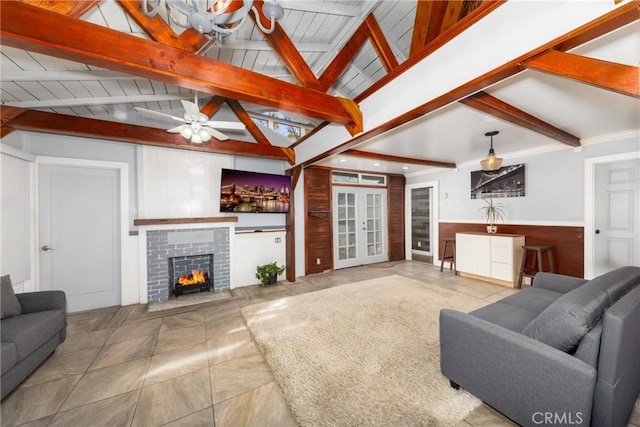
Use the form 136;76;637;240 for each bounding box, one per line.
133;107;185;123
167;125;188;133
204;126;229;141
181;100;201;118
205;120;246;130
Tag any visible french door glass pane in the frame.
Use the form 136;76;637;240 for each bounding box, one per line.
337;192;358;261
364;191;383;256
347;193;355;204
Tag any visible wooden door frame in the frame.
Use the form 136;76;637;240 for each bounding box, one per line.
584;151;640;279
35;156;134;304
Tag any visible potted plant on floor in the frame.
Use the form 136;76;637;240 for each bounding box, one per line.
256;262;286;286
479;198;504;234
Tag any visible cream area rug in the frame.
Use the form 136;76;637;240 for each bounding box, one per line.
241;275;487;426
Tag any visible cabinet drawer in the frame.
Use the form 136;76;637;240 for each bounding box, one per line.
490;236;512;248
491;262;513;281
491;245;512;263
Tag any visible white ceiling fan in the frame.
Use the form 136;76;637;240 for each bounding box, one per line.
134;94;246;143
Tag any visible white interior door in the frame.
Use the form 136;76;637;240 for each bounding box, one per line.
39;165;121;312
333;187;387;269
593;158;640;276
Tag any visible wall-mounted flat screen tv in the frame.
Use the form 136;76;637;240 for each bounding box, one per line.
220;168;291;213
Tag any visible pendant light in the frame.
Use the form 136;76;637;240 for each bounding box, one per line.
480;131;503;171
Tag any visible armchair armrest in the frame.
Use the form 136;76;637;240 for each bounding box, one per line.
532;272;587;294
16;290;66;314
440;309;596;426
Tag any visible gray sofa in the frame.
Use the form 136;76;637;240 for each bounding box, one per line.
440;266;640;427
1;275;67;400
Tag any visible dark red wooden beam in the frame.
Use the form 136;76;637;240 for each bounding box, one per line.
0;1;362;135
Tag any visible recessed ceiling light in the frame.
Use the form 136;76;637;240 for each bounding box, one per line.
373;162;381;167
402;166;410;170
339;158;347;163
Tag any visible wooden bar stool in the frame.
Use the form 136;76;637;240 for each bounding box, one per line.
517;245;555;288
440;238;456;273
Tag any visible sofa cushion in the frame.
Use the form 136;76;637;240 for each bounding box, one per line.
471;303;541;333
0;310;66;360
523;266;640;352
1;275;22;319
495;287;563;315
1;342;18;375
573;321;602;368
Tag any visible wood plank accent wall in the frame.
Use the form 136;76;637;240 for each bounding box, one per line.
305;167;332;274
387;174;406;261
439;223;585;278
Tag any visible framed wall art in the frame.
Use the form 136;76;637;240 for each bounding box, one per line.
471;164;525;199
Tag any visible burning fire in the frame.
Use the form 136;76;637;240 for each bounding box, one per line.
178;270;206;286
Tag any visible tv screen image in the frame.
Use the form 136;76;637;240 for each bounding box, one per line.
220;169;291;213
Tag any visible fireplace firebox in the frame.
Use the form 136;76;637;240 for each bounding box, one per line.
168;254;214;297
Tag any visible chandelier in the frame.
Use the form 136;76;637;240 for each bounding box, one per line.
141;0;284;41
480;131;503;171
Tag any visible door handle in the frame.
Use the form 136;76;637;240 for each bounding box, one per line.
41;245;55;251
595;229;600;234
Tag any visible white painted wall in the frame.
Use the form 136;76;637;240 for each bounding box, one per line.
233;230;286;287
0;151;33;288
2;131;292;302
406;133;640;225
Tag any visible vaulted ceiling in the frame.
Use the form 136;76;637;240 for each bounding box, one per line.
1;0;638;173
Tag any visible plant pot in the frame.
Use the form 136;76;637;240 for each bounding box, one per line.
487;225;497;234
268;274;277;285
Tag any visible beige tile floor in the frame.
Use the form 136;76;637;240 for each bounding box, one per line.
2;261;639;426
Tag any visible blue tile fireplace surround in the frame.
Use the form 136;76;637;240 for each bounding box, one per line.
145;227;230;302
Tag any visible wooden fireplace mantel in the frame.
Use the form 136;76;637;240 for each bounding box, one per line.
133;216;238;226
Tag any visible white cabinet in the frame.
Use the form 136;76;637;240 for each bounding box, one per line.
455;233;525;287
232;230;286;288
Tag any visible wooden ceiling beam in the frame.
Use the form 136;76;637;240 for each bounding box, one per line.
23;0;100;18
440;1;466;34
251;0;323;91
345;150;456;168
200;96;227;118
4;109;293;162
294;1;637;169
224;99;272;147
524;50;639;98
116;1;187;49
178;29;217;54
423;1;449;47
319;20;370;91
118;0;213;53
0;106;28;127
0;1;362;135
356;1;506;103
364;15;399;72
460;92;580;146
319;13;398;92
409;0;433;57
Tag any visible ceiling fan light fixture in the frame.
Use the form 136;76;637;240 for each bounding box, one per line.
481;130;503;171
191;132;203;144
180;125;193;139
199;128;211;142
